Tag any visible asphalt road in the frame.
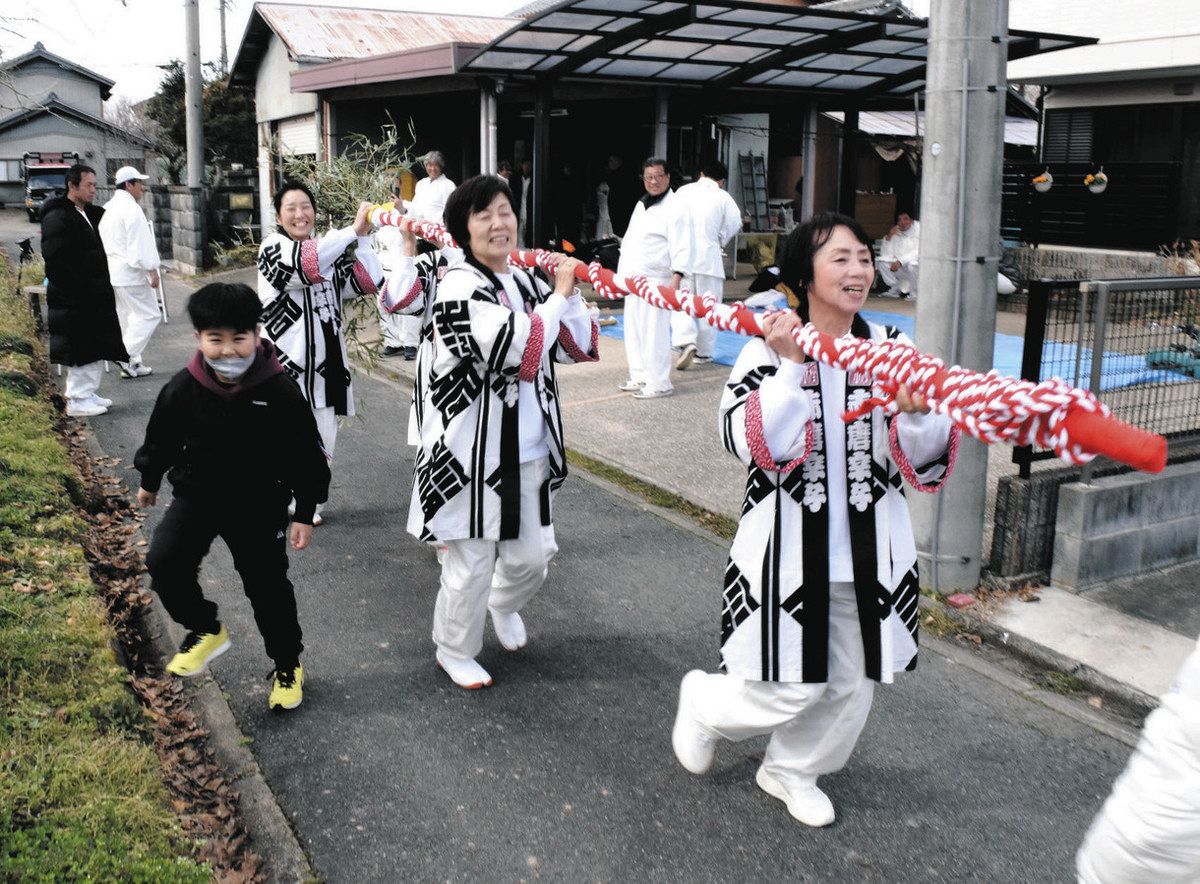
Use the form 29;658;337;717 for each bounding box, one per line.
66;270;1134;882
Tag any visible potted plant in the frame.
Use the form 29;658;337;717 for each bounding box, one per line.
1032;170;1053;193
1085;168;1108;194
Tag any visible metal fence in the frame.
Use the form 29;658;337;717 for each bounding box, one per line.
1015;276;1200;478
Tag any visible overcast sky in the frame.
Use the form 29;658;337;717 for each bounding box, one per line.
1;0;531;107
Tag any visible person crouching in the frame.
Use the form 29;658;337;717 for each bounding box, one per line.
135;283;331;711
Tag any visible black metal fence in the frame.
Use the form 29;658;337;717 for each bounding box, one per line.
1015;276;1200;477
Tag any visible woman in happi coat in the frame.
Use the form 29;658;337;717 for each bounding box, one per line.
377;215;464;451
408;174;600;690
256;180;384;525
671;212;960;827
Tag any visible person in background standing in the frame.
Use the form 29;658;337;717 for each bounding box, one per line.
668;160;743;370
100;165;162;379
41;163;128;417
615;158;678;400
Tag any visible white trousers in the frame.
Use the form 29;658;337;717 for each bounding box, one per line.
377;302;420;348
690;581;876;783
622;278;673;393
876;258;918;296
313;406;338;459
65;361;104;402
433;457;558;660
671;272;721;357
113;284;161;363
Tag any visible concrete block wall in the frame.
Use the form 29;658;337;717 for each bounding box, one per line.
1052;461;1200;591
169;186;207;274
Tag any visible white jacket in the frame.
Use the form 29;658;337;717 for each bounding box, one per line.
409;174;456;223
879;220;920;266
1076;634;1200;883
617;190;677;281
668;177;742;279
99;188;160;287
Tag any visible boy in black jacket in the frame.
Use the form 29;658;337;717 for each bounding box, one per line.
135;282;330;711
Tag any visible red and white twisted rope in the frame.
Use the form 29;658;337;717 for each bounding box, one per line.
369;208;1166;473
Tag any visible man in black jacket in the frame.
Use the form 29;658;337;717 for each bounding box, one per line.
40;164;128;417
135;282;331;711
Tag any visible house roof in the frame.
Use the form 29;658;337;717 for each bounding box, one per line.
0;42;116;102
0;93;154;148
459;0;1094;99
824;109;1039;146
1008;32;1200;85
230;2;520;87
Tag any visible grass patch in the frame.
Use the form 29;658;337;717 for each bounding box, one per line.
0;253;210;881
566;448;738;540
1040;670;1084;695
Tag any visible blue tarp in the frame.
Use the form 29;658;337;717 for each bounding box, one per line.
598;301;1190;391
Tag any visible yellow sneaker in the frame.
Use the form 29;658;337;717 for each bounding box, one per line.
166;625;231;677
269;664;304;711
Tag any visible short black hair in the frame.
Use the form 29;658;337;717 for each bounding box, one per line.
498;160;513;174
641;156;668;174
700;160;727;181
777;212;874;321
273;179;316;215
66;164;95;188
442;174;514;258
187;282;261;333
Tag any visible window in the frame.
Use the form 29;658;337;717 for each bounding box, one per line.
1042;109;1093;162
0;159;22;182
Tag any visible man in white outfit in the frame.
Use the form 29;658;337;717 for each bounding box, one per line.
99;166;161;377
380;150;456;359
876;211;919;299
668;161;743;369
616;158;677;399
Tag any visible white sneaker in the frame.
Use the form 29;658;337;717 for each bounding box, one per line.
66;399;107;417
672;670;719;775
489;607;527;651
311;511;323;526
675;343;697;371
755;767;836;827
436;650;493;689
632;387;674;400
618;379;644;392
88;394;113;408
132;362;153;377
694;355;713;364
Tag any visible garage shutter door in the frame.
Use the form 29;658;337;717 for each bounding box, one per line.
277;115;318;156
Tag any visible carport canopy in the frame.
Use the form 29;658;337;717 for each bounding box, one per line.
462;0;1092;100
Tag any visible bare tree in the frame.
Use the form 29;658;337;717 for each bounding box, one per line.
105;95;160;143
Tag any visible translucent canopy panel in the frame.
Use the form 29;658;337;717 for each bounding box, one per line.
462;0;1094;98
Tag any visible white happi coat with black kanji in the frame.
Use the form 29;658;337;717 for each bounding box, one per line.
719;319;958;685
379;246;464;445
407;261;600;543
256;226;383;416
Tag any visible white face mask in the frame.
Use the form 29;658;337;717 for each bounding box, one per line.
205;352;256;380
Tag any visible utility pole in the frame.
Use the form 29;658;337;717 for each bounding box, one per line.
909;0;1010;594
184;0;205;188
219;0;229;77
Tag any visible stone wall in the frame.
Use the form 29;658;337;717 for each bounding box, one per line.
169;186;207;275
989;438;1200;587
1053;461;1200;591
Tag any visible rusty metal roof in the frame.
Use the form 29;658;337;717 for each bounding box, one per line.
256;4;520;61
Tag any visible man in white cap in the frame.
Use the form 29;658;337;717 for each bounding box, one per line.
99;165;161;377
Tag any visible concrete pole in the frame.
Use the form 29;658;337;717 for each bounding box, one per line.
801;105;818;220
219;0;229;77
653;88;669;158
909;0;1009;594
183;0;205;189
